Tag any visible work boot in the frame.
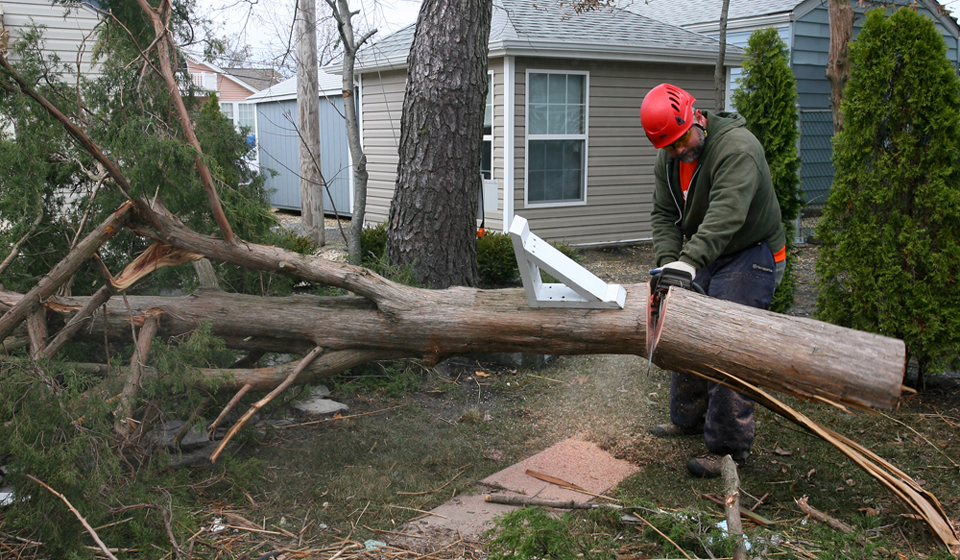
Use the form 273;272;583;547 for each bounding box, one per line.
649;422;702;438
686;451;749;479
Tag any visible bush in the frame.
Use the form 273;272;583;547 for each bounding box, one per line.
731;27;803;314
360;222;389;268
815;7;960;382
477;232;519;286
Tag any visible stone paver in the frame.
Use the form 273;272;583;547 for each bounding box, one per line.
391;437;639;544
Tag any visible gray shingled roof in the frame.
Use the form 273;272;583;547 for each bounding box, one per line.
246;70;344;102
355;0;738;71
620;0;800;28
223;67;285;92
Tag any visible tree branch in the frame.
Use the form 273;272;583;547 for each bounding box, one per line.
133;0;235;243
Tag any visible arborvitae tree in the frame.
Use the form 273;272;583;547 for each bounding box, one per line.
0;1;295;296
731;27;803;314
815;7;960;384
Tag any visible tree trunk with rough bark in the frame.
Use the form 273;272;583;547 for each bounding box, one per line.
386;0;493;288
0;209;906;412
826;0;854;133
297;0;325;245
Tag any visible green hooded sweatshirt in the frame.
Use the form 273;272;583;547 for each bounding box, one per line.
650;110;785;269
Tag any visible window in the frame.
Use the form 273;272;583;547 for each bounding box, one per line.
220;101;235;125
481;73;494;180
526;71;587;204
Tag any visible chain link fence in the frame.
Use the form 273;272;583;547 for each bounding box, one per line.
796;109;835;243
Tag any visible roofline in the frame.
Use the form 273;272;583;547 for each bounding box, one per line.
682;13;794;34
184;52;260;93
352;44;742;74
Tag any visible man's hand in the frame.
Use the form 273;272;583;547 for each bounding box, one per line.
661;260;696;279
650;260;698;292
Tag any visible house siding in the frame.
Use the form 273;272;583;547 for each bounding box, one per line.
359;69;407;226
359;64;508;232
511;57;716;246
2;0;100;76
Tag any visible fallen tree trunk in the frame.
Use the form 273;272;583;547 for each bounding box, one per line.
1;278;904;410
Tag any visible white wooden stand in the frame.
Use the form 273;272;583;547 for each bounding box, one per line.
509;216;626;309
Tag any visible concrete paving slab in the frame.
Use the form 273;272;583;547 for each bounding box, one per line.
480;437;639;501
389;437;639;547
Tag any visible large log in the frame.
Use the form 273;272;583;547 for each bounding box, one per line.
651;286;904;411
2;280;905;410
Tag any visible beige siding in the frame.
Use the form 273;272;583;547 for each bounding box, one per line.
360;64;506;232
2;0;100;77
512;58;717;246
359;69;406;225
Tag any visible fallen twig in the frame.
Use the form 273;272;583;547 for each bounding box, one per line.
207;383;252;436
524;469;620;503
484;493;620;510
397;469;463;496
25;475;119;560
635;514;693;560
277;404;407;428
796;495;854;534
701;493;774;527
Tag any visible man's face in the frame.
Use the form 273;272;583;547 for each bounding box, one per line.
664;125;705;163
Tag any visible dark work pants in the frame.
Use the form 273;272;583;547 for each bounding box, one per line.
669;242;777;456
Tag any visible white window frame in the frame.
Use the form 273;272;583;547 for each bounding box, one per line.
481;70;494;180
524;69;589;208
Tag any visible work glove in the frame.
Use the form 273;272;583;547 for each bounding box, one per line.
650;260;699;293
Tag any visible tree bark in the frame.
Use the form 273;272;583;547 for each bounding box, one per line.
3;279;904;410
297;0;325;245
826;0;854;133
134;0;234;243
386;0;493;288
721;456;747;560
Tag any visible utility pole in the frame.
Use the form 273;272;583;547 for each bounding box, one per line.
296;0;324;245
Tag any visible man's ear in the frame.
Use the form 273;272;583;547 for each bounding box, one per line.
694;109;707;126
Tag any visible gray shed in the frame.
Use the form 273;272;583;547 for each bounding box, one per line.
247;71;352;217
625;0;960;208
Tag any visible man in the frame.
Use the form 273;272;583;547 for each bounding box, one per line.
640;83;786;478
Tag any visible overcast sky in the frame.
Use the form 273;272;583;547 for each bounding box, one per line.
199;0;423;65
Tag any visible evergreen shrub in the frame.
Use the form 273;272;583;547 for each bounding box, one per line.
815;7;960;381
731;27;803;314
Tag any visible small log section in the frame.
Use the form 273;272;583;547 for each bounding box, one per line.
650;286;904;411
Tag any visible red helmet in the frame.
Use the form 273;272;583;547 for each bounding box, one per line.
640;83;696;149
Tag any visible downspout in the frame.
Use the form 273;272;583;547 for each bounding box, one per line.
502;55;515;232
